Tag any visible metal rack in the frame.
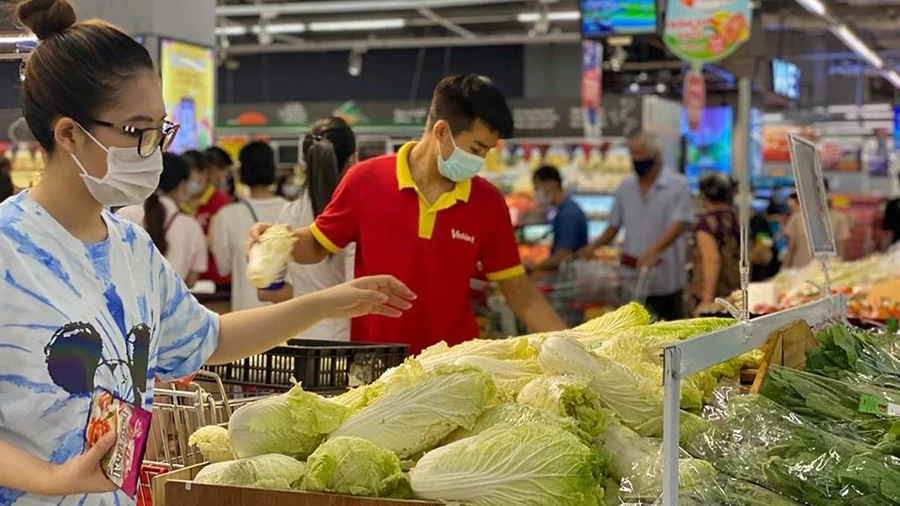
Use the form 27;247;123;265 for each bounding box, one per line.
659;293;847;506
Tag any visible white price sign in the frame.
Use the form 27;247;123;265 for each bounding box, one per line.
788;134;837;258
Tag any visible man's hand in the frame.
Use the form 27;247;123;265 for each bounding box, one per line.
636;249;660;269
577;245;596;259
319;276;417;319
47;432;117;496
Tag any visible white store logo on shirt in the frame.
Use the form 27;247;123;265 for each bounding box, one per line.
451;228;475;244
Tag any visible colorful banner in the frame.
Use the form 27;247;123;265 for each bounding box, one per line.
581;41;603;140
663;0;752;64
160;39;216;154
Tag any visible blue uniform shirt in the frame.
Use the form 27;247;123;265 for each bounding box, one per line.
551;196;589;254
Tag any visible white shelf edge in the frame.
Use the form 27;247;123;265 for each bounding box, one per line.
665;294;847;378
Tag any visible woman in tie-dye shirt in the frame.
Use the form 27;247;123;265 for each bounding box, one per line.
0;2;414;505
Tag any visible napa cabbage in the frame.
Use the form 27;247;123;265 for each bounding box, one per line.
442;402;586;444
455;355;542;401
411;422;605;506
189;425;234;464
329;366;494;459
193;454;306;489
301;436;412;498
228;383;349;459
516;375;611;437
247;225;297;289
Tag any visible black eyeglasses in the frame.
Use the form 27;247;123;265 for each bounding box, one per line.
90;119;180;158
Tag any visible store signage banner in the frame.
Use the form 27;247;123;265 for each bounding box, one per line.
683;70;706;131
218;96;643;139
581;40;603;140
662;0;752;64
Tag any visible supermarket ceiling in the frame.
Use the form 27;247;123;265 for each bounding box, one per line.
213;0;900;55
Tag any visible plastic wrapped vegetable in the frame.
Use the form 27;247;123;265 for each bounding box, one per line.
806;324;900;389
329;366;494;459
516;375;611;437
411;423;605;506
194;454;306;489
189;425;234;463
596;422;715;502
759;364;900;456
228;383;349;459
301;436;412;498
247;225;296;289
684;387;900;506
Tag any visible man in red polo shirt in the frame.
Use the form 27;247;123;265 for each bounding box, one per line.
252;75;565;353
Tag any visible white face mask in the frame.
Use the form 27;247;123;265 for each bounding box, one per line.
71;125;163;207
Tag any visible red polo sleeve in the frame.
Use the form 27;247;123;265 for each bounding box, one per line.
480;187;525;282
310;165;361;253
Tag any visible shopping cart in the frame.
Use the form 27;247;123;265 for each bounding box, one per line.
545;259;652;327
138;370;275;506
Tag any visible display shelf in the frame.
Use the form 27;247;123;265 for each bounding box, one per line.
659;294;847;506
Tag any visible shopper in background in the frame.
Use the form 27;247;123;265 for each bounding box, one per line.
259;117;357;341
580;131;694;320
118;153;207;286
527;165;588;272
248;74;566;354
749;202;783;281
181;149;232;288
691;172;741;315
783;181;851;268
206;146;237;201
210;141;287;311
0;2;413;503
882;173;900;246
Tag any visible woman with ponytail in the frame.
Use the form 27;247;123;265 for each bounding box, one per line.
118;153;207;286
258;117;357;341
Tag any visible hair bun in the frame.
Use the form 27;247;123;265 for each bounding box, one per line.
17;0;77;40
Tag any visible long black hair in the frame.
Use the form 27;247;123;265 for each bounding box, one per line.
302;117;356;218
144;153;190;255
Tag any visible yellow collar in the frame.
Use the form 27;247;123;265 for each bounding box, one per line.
396;141;472;203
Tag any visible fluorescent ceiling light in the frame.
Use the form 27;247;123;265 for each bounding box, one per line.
884;70;900;88
0;34;37;44
517;10;581;23
216;23;307;36
830;24;884;69
794;0;827;17
308;19;406;32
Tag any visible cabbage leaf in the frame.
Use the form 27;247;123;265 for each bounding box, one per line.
516;375;611;437
442;402;586;444
193;454;306;489
301;436;412;498
189;425;234;464
247;225;297;289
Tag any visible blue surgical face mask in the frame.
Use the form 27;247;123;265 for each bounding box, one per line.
437;128;485;182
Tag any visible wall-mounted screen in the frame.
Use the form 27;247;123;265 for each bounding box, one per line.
581;0;658;37
682;106;734;191
772;58;800;101
160;39;216;154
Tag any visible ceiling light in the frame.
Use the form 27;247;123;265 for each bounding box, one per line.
517;10;580;23
266;23;308;34
309;19;406;32
794;0;827;17
830;24;884;69
884;70;900;88
348;48;365;76
656;82;667;93
216;25;248;36
628;82;640;93
0;34;37;44
216;23;307;36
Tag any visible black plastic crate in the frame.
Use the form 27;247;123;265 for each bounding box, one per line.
203;340;409;393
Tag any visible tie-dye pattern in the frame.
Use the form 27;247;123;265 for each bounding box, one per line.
0;193;220;506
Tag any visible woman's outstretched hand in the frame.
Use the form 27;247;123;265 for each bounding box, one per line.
321;276;417;319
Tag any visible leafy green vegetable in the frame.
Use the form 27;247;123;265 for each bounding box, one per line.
228;383;349;459
597;422;715;501
455;355;542;401
189;425;234;464
193;454;306;489
442;402;586;444
329;366;494;459
413;336;537;372
411;422;605;506
806;324;900;389
538;335;663;429
574;302;652;346
760;365;900;456
301;436;412;498
685;388;900;506
516;375;611;437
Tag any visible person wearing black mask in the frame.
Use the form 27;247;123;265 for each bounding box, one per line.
579;131;694;320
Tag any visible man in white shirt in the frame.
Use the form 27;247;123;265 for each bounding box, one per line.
211;142;287;311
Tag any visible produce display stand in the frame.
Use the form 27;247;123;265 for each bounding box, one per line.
155;465;441;506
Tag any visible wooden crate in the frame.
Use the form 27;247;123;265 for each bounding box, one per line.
156;464;441;506
742;319;819;386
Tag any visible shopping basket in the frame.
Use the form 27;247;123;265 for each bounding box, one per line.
203;339;408;394
546;260;652;327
